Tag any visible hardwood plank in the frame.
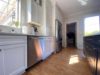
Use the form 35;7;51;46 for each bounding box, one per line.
23;48;92;75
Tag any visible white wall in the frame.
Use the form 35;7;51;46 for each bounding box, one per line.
65;8;100;49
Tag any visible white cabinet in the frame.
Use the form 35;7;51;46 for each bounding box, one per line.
0;49;4;75
0;35;27;75
45;37;55;55
30;0;43;25
3;44;26;75
31;0;38;23
46;0;55;36
37;4;43;25
39;37;55;60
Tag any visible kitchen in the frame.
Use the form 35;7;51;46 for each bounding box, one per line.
0;0;100;75
0;0;56;75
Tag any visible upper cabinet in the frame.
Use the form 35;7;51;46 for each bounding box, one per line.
46;0;53;36
27;0;43;26
37;1;43;25
45;0;56;36
26;0;55;35
31;0;38;23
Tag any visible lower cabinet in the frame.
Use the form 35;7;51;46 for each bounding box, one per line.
87;50;97;75
97;50;100;75
0;49;4;75
0;44;27;75
84;43;97;75
39;37;55;60
0;35;27;75
84;36;100;75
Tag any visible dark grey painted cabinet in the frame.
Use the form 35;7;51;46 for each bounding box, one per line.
84;35;100;75
97;50;100;75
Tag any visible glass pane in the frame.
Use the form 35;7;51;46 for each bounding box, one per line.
0;0;8;12
3;0;9;2
84;16;100;36
0;0;19;28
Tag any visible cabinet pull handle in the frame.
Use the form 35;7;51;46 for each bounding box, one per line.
0;49;2;52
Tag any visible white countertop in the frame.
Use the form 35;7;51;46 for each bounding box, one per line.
0;32;54;37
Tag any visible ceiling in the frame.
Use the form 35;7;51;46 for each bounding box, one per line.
56;0;100;17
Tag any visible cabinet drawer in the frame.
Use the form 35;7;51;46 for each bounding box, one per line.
0;36;27;46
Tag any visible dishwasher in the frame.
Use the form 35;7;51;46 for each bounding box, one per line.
27;36;42;68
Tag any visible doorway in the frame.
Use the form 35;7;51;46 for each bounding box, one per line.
66;22;77;48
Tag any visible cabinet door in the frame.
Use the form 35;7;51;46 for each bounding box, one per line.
3;44;26;75
31;0;38;23
97;50;100;75
44;38;52;57
0;49;4;75
37;1;43;25
51;38;55;53
86;46;97;75
46;0;53;35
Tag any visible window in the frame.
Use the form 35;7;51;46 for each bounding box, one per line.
0;0;20;28
84;16;100;36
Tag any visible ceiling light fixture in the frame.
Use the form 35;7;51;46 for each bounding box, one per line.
78;0;88;6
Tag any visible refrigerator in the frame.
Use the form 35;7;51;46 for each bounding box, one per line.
55;19;62;52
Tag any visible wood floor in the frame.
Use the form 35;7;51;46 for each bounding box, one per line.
23;48;92;75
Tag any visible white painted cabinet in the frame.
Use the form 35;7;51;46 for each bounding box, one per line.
32;0;38;23
0;35;27;75
31;0;43;25
46;0;55;36
3;44;26;75
37;4;43;25
40;37;55;60
0;49;4;75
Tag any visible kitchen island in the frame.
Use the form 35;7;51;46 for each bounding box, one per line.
84;35;100;75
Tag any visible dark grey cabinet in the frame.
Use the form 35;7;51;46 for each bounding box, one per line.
97;50;100;75
84;42;97;75
84;35;100;75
